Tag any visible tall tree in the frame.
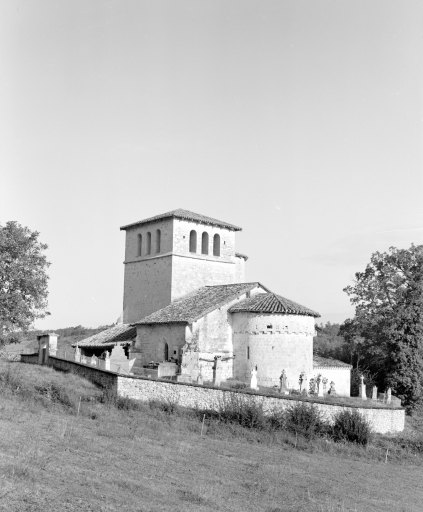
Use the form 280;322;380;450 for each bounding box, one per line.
344;245;423;412
0;221;50;343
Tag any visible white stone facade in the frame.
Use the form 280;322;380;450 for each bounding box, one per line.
232;313;315;388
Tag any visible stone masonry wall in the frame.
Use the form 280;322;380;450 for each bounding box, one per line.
232;313;315;389
47;356;118;391
37;356;404;434
134;323;186;367
117;375;404;434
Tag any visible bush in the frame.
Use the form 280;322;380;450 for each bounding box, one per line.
331;409;372;445
216;393;267;430
223;379;247;390
284;403;328;439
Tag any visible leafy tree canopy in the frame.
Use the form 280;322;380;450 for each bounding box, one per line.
344;244;423;412
0;221;50;343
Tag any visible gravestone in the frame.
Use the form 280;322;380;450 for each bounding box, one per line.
328;381;336;396
372;386;378;401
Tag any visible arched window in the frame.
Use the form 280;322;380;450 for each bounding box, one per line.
146;232;151;255
156;229;161;253
213;234;220;256
201;232;209;254
189;230;197;253
137;234;142;257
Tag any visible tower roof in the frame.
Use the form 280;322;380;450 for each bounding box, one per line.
228;293;320;317
120;208;242;232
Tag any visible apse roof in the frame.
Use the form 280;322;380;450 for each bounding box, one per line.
228;293;320;317
135;283;268;325
120;208;242;232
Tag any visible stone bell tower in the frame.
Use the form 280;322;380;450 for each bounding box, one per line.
120;209;247;324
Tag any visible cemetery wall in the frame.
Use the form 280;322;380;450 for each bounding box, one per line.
28;355;404;434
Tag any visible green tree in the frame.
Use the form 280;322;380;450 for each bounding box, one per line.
0;221;50;343
344;244;423;412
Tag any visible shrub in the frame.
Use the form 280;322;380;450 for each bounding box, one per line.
223;379;247;390
284;403;328;439
331;409;372;445
216;393;267;430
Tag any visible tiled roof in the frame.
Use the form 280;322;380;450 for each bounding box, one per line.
73;324;136;348
136;283;268;325
120;208;242;232
313;355;352;369
228;293;320;317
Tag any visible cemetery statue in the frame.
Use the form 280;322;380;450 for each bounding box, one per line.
279;369;288;394
360;374;367;400
299;372;305;392
250;365;258;390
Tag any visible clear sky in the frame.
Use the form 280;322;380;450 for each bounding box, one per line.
1;0;422;329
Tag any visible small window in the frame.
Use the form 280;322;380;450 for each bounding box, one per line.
189;230;197;253
247;346;250;360
146;232;151;255
164;342;169;361
156;229;161;253
267;324;273;330
213;234;220;256
137;234;142;257
201;232;209;254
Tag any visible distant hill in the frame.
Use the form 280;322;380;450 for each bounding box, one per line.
3;325;114;356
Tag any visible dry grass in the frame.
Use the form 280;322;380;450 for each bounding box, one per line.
0;361;422;512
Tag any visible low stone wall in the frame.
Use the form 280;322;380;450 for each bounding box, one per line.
117;375;404;434
28;355;404;434
20;353;39;364
47;356;119;391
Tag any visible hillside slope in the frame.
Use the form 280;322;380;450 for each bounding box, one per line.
1;361;423;512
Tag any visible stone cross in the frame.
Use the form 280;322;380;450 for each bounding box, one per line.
328;381;336;396
212;356;222;387
197;366;203;385
386;387;392;404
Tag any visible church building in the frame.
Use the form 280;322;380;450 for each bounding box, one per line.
76;209;351;395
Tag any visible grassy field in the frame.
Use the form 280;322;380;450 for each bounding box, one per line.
0;361;423;512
